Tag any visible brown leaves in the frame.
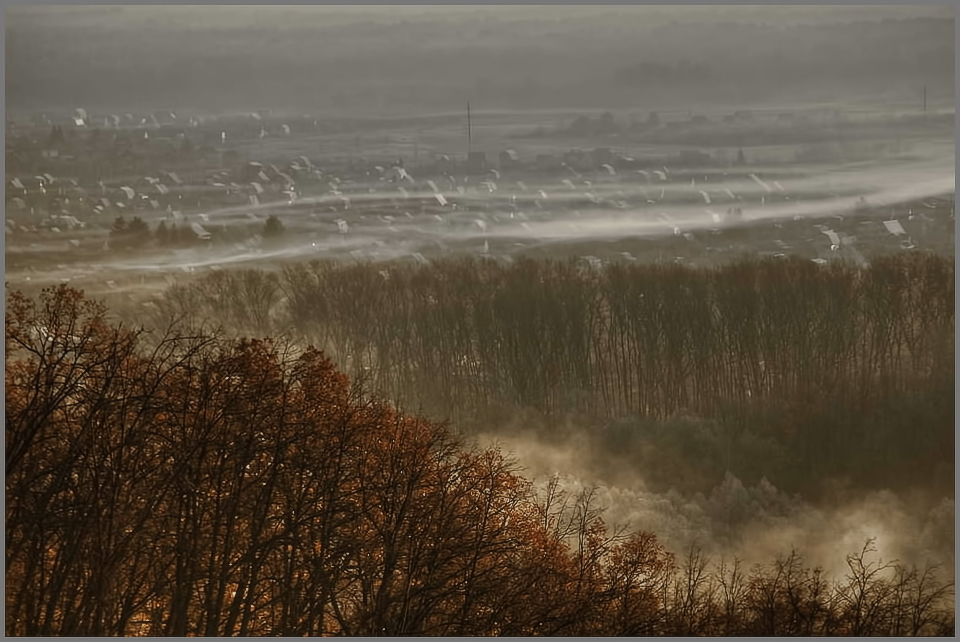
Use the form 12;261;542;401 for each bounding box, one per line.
5;285;955;636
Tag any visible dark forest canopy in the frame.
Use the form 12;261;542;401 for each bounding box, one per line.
139;253;956;500
6;6;954;114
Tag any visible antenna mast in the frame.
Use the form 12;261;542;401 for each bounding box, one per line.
923;84;927;122
467;101;472;153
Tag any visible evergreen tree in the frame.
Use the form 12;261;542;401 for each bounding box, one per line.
177;222;194;246
598;111;617;132
128;217;150;246
110;215;128;237
568;114;591;135
47;125;65;147
263;214;284;238
155;220;170;246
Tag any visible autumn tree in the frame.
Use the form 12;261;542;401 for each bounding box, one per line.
7;285;954;637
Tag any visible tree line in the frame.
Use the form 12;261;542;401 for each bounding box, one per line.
104;214;285;252
6;284;954;635
143;253;955;495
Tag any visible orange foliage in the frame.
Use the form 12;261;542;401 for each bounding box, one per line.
6;285;953;637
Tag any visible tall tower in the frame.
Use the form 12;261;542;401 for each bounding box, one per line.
467;101;472;153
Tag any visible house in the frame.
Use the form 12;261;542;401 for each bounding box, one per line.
42;214;84;230
467;151;488;174
153;111;178;125
384;166;414;183
591;147;614;166
613;155;643;171
222;150;241;167
679;150;712;166
563;149;594;172
536;154;561;171
499;149;521;170
240;162;265;184
272;172;296;189
434;154;454;173
191;222;212;241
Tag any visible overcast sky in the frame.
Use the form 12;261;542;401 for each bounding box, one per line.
7;5;954;114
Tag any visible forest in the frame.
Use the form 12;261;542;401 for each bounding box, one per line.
6;252;955;635
140;253;955;498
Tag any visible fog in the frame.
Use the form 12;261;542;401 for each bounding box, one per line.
12;143;953;283
474;429;954;581
5;6;955;635
7;5;954;113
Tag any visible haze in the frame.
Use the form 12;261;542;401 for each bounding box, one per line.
5;5;955;637
7;5;954;114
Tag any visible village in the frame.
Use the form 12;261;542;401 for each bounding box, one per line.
5;105;954;285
